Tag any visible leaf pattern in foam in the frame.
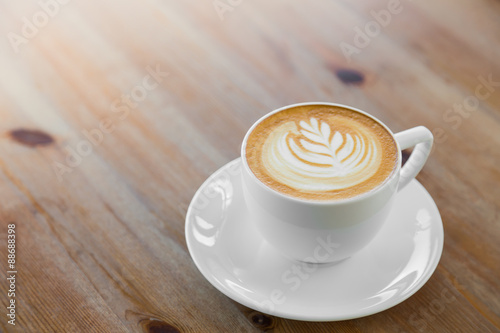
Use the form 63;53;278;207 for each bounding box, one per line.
295;118;350;167
267;117;378;190
336;133;354;162
299;119;324;143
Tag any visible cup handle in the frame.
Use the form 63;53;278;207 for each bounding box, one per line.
394;126;433;191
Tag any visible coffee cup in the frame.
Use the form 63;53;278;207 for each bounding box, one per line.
240;102;433;263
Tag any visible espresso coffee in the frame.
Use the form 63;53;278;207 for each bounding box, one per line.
245;105;398;201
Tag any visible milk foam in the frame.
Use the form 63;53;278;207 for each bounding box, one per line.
261;117;381;192
245;105;398;200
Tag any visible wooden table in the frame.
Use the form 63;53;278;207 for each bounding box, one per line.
1;0;499;332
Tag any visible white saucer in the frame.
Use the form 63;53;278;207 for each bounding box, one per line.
185;158;444;321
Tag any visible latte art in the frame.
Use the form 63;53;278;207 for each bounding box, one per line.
265;117;380;191
245;105;398;201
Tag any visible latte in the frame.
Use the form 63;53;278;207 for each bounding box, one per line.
244;105;398;201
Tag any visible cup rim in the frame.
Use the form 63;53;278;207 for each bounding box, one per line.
240;102;402;205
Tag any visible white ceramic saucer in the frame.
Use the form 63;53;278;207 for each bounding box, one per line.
185;158;444;321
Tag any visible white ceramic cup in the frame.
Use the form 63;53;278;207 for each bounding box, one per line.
241;102;433;263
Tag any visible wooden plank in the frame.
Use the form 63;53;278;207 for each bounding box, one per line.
0;0;498;331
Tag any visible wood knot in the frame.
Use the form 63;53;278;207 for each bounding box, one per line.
140;319;181;333
249;312;274;330
335;69;365;85
9;129;54;147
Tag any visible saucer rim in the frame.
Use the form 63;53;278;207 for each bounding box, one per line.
185;158;444;322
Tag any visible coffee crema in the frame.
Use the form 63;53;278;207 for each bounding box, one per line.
245;105;398;201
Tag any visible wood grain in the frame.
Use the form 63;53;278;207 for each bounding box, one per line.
0;0;499;332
